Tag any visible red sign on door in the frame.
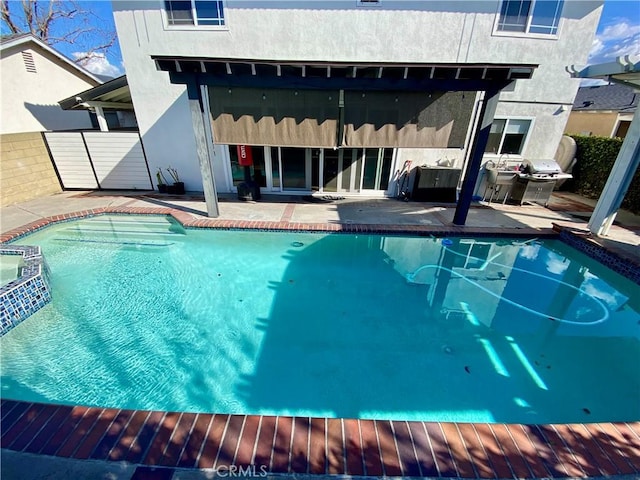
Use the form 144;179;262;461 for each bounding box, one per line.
237;145;253;166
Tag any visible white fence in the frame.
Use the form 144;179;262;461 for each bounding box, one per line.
44;131;152;190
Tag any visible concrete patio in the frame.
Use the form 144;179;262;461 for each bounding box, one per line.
1;190;638;264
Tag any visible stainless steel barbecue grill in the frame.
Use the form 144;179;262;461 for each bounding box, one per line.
511;159;573;206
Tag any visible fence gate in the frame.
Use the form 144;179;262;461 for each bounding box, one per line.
44;131;153;190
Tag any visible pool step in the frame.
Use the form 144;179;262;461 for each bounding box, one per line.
81;217;177;227
53;216;185;246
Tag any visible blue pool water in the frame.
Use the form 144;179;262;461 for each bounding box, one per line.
1;215;638;423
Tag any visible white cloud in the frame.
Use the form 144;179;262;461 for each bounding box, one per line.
72;52;122;78
518;243;540;261
545;252;568;275
589;37;605;58
599;21;640;42
588;20;640;63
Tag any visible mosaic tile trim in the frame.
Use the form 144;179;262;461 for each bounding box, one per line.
0;245;51;336
555;227;640;285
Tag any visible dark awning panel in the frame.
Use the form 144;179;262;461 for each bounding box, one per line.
209;87;339;147
342;91;475;148
209;87;475;149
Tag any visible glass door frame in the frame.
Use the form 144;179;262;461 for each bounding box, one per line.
273;147;312;193
224;145;279;193
315;147;397;195
319;148;359;193
223;145;397;195
358;148;397;194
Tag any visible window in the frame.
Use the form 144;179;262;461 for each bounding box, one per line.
165;0;225;27
496;0;563;35
486;118;532;155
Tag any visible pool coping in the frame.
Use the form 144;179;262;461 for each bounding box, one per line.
0;206;561;242
1;207;639;479
1;400;639;478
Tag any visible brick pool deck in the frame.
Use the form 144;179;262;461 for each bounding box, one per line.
1;204;640;478
3;399;640;478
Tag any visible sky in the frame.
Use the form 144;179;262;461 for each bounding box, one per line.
5;1;639;78
588;0;640;64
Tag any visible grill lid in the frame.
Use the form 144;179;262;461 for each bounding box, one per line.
524;159;563;174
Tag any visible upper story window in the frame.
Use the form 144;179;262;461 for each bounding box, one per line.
165;0;225;27
496;0;563;36
486;118;532;155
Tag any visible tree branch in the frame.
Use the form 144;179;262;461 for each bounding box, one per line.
1;0;117;67
22;0;33;34
0;0;20;34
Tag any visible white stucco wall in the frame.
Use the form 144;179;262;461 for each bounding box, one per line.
0;44;98;134
112;0;603;194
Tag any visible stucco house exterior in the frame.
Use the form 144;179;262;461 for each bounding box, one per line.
564;83;638;139
112;0;602;216
0;34;102;134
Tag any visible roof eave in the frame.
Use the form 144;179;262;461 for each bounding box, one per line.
59;75;129;110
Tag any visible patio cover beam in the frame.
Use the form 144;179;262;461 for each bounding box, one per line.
453;89;501;225
186;78;219;218
80;101;135;110
168;71;515;93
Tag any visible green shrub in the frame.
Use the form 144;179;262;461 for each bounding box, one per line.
568;135;640;214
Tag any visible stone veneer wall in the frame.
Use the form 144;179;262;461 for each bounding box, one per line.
0;132;61;207
0;245;51;335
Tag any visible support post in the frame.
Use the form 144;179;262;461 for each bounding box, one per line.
453;89;501;225
186;78;219;218
94;105;109;132
588;108;640;236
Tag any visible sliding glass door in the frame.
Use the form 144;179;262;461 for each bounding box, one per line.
226;145;395;195
360;148;394;193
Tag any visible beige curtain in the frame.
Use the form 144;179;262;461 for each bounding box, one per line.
209;87;339;147
342;91;475;148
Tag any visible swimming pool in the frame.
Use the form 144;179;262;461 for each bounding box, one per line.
1;215;638;424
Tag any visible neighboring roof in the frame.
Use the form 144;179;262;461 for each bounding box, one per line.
58;75;132;111
572;83;638;113
0;33;102;85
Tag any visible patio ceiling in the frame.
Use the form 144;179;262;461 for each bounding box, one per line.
58;75;133;111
